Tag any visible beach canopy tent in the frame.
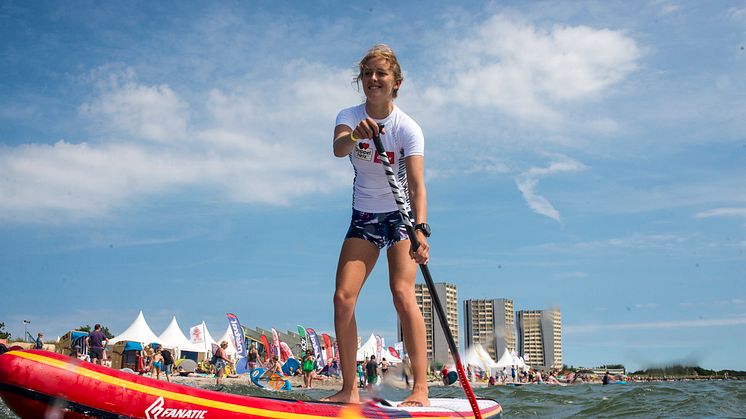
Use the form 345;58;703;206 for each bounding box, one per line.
495;347;515;369
493;348;527;370
109;311;161;345
355;334;400;364
217;326;238;358
356;334;378;362
463;344;499;372
157;316;200;356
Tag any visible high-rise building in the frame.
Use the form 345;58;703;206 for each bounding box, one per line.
464;299;516;361
516;308;562;370
398;282;458;363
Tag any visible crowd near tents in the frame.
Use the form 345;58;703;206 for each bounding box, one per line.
52;311;528;385
55;311;407;379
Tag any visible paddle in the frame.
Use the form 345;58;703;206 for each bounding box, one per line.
370;124;482;419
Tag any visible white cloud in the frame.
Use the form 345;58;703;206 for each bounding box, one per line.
695;207;746;219
727;6;746;22
423;15;640;126
0;63;357;223
515;154;587;223
566;316;746;334
80;69;189;143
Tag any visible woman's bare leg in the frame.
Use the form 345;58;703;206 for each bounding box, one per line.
321;238;378;403
388;241;430;407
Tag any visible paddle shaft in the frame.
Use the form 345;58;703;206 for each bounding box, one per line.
370;124;482;419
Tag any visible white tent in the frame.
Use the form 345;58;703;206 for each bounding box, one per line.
355;334;401;364
217;326;238;358
463;344;498;372
189;321;218;353
495;347;515;369
109;311;161;345
157;316;200;355
356;334;377;362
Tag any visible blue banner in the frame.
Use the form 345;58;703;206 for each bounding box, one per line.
226;313;247;358
306;328;321;362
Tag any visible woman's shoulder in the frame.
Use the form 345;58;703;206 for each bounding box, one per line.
336;103;365;120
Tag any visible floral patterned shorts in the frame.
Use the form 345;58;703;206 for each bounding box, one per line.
345;209;412;249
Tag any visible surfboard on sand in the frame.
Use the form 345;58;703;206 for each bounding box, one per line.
0;350;502;418
250;367;291;391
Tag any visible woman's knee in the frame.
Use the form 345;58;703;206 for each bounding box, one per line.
334;288;358;310
391;287;416;312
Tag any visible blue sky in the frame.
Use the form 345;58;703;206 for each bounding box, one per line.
1;0;744;371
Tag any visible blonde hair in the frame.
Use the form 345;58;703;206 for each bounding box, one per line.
355;44;404;98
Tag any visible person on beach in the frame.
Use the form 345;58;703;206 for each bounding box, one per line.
161;348;174;382
365;355;379;390
325;44;430;408
380;357;389;377
247;344;261;374
151;347;164;380
264;355;282;377
86;324;109;366
302;350;316;388
214;341;233;385
357;361;366;388
34;333;44;350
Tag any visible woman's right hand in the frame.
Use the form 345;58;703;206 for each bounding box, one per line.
351;118;384;140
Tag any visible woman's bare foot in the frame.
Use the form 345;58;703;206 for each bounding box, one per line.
320;388;360;404
399;383;430;407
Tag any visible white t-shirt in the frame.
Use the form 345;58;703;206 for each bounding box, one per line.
335;104;424;213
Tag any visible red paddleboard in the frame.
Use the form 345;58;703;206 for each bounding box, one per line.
0;350;502;418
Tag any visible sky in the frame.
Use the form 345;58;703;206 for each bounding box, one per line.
1;0;744;372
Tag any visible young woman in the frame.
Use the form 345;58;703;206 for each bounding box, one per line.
325;44;430;407
302;350;316;388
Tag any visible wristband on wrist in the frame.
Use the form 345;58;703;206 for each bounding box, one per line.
350;132;358;142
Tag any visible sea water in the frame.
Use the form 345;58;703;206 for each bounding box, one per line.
1;380;745;418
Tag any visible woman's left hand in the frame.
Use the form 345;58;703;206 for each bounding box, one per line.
410;231;429;264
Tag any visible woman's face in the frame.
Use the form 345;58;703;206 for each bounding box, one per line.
362;57;401;103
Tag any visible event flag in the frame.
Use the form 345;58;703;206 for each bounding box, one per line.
321;333;333;365
226;313;247;358
306;328;321;363
271;328;281;358
375;335;383;361
260;335;271;362
297;325;307;352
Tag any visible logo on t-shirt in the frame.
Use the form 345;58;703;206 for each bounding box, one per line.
354;142;373;161
373;151;395;165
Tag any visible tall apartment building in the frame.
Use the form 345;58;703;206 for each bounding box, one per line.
516;308;562;370
463;299;516;361
398;282;458;364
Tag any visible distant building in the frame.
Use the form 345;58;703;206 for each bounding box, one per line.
464;299;516;361
516;308;562;370
398;282;458;363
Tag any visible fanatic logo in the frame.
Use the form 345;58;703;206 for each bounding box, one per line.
145;397;208;419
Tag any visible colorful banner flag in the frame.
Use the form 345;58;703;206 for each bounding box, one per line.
260;335;271;362
226;313;247;358
375;335;382;361
388;346;401;360
306;328;321;364
271;328;281;358
297;325;307;352
321;333;333;366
